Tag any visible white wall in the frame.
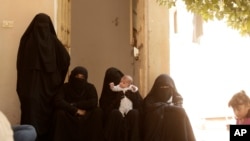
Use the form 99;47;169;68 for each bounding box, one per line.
0;0;55;124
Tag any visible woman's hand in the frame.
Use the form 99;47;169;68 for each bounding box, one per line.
76;109;86;116
109;82;115;89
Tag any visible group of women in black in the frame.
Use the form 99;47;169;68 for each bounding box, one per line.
99;67;196;141
16;13;196;141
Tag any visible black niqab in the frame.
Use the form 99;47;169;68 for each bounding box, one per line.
68;66;88;94
17;13;63;72
145;74;183;108
142;74;195;141
53;66;103;141
147;74;176;103
16;13;70;141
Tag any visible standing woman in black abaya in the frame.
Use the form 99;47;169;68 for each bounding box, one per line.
16;13;70;141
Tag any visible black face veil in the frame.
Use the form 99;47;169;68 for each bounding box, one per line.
17;13;60;72
146;74;177;103
68;66;88;94
16;13;70;140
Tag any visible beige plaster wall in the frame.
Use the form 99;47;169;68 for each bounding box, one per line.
0;0;55;124
134;0;170;97
71;0;135;98
147;0;170;87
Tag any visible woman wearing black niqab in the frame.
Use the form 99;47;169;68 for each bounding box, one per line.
142;74;195;141
52;66;103;141
16;13;70;141
99;67;143;141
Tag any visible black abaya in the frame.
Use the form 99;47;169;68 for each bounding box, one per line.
52;66;103;141
99;67;124;124
142;74;196;141
99;67;143;141
16;13;70;141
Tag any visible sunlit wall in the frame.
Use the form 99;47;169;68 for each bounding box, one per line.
169;3;250;141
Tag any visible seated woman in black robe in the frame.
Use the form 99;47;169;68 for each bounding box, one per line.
52;66;103;141
99;67;143;141
142;74;196;141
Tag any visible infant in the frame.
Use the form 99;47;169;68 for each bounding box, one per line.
110;75;138;117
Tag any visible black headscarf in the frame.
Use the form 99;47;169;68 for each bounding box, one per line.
68;66;88;94
144;74;182;109
142;74;195;141
99;67;124;107
16;13;70;140
99;67;124;121
17;13;69;72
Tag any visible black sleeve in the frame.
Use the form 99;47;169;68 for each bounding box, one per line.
126;91;143;109
75;84;98;110
54;86;78;115
173;93;183;107
105;92;124;111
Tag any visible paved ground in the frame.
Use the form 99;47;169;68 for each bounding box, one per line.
191;117;232;141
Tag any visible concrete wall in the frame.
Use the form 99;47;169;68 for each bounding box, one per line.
134;0;170;97
0;0;55;124
146;0;170;88
71;0;135;97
